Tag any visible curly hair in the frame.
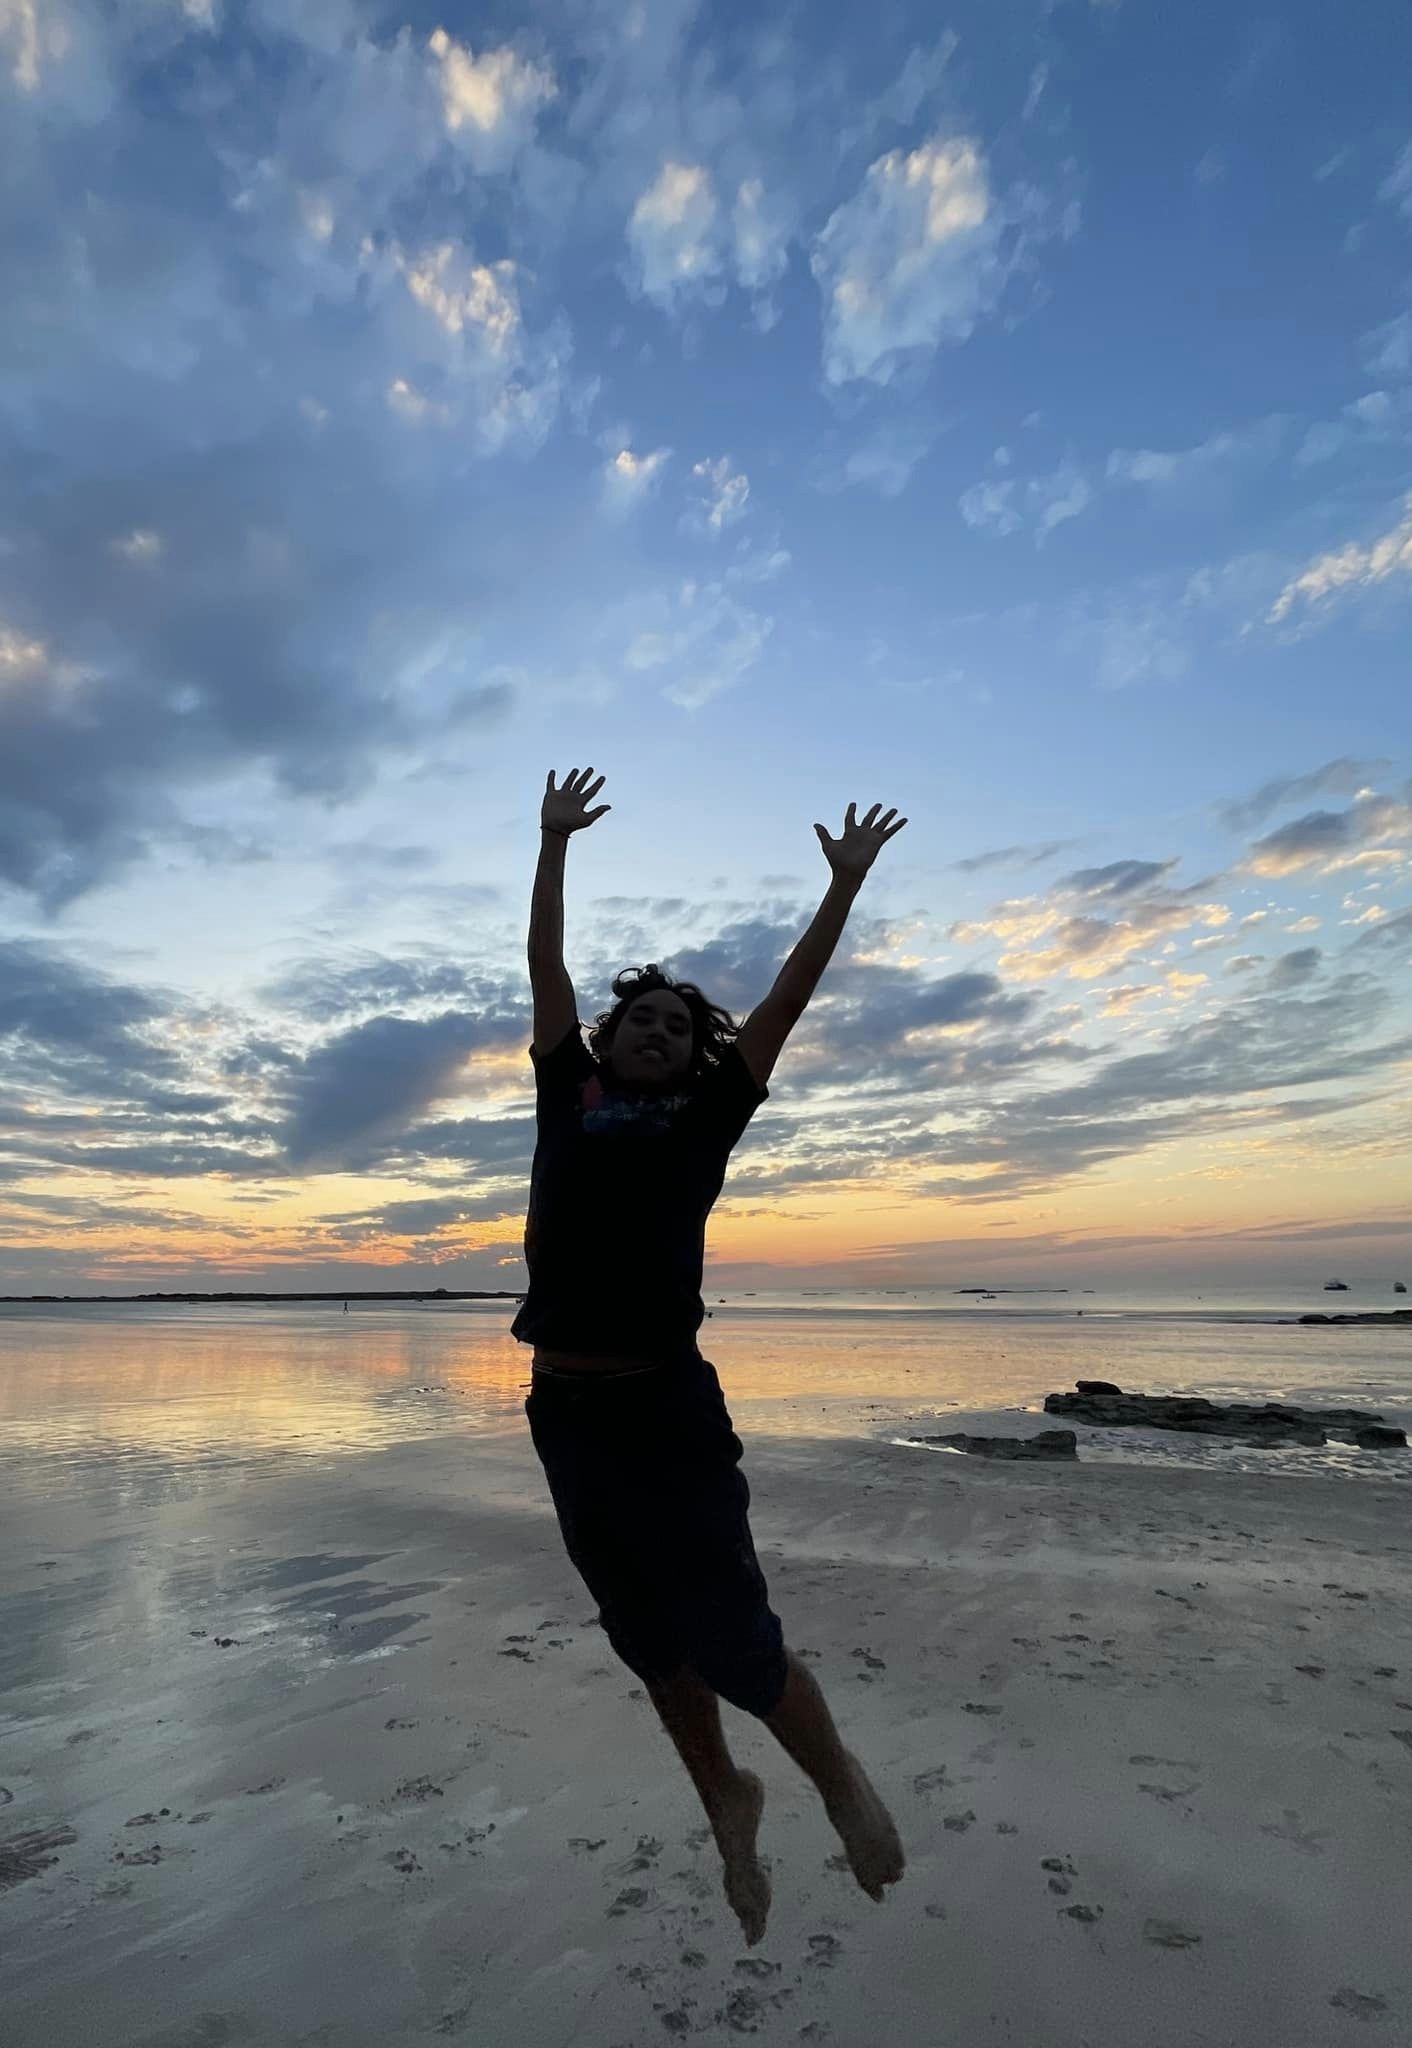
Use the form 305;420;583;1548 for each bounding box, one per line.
587;964;739;1084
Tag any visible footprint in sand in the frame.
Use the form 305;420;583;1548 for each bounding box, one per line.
912;1767;950;1796
717;1986;794;2031
393;1777;443;1804
806;1933;843;1968
963;1703;1002;1716
1328;1988;1389;2021
943;1811;976;1833
607;1886;650;1916
612;1835;663;1875
1137;1783;1201;1805
851;1648;885;1669
1144;1920;1202;1949
1259;1810;1330;1855
1060;1904;1103;1924
568;1837;606;1853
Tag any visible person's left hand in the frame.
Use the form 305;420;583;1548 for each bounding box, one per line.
814;802;908;882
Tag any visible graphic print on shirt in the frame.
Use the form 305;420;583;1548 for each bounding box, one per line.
578;1072;692;1136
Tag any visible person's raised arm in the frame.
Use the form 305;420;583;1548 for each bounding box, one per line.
736;801;907;1089
529;767;611;1056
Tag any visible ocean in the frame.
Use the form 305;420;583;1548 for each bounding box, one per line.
3;1284;1410;1507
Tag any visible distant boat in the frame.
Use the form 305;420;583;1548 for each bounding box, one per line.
1323;1279;1350;1291
1396;1282;1408;1294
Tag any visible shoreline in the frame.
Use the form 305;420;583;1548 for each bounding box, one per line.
5;1292;1412;1328
0;1288;526;1305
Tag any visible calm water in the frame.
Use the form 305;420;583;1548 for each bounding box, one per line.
2;1286;1410;1509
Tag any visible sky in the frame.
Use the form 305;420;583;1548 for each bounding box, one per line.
2;0;1411;1298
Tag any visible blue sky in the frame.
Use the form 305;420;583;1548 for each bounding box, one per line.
2;0;1410;1294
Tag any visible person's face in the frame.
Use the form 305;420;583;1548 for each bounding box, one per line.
607;990;695;1091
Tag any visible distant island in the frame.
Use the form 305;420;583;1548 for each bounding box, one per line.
0;1288;527;1305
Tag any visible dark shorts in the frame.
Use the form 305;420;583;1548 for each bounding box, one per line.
524;1352;787;1718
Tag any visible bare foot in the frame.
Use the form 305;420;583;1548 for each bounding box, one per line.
712;1769;771;1946
825;1750;905;1903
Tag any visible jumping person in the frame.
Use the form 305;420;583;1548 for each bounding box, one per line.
514;767;907;1947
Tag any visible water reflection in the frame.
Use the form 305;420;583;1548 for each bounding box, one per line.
2;1302;1409;1512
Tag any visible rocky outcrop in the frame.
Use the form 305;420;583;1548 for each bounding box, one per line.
1297;1309;1412;1326
912;1429;1078;1461
1043;1384;1407;1450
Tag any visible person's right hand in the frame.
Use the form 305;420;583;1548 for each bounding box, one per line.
542;766;611;836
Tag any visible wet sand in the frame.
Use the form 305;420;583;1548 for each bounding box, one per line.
3;1423;1410;2046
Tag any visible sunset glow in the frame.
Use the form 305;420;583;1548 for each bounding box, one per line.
2;1;1409;1297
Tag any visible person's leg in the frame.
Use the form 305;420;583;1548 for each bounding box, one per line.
761;1649;905;1902
645;1664;771;1947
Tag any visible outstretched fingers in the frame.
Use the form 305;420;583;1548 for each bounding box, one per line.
849;802;908;838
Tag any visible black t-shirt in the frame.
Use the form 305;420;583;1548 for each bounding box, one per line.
509;1022;769;1358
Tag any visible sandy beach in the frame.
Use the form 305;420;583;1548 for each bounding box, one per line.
4;1404;1410;2047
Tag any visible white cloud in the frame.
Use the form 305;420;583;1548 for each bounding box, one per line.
725;544;790;585
627;161;722;311
373;239;564;453
397;243;520;352
0;623;48;678
386;376;450;425
1293;389;1410;468
959;479;1021;537
1063;595;1190;691
1380;141;1412;222
690;456;749;531
1293;422;1348;468
840;419;939;497
1362;311;1412;380
959;462;1092;541
602;445;671;515
427;27;554;173
109;529;163;564
1035;468;1092;538
623;579;771;709
1106;418;1284;489
2;0;69;92
731;177;790;303
812;136;1004;386
1267;494;1412;623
